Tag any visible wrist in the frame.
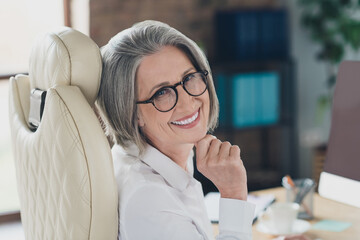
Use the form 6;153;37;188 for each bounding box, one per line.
219;189;248;201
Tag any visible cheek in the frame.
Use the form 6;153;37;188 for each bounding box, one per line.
203;93;211;124
141;106;171;127
202;92;210;112
139;106;154;127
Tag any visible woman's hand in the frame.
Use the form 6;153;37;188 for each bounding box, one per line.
195;134;248;200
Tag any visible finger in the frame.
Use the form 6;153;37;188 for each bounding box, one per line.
195;134;216;160
207;138;222;158
219;141;231;161
229;145;241;158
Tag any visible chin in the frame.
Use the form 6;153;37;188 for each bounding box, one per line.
186;129;208;144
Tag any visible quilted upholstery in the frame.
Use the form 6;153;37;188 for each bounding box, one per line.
29;27;101;106
9;28;118;240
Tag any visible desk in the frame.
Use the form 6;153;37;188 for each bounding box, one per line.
213;187;360;239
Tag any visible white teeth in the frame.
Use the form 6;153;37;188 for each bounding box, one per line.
171;111;199;126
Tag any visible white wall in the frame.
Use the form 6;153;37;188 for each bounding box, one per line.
286;1;329;178
71;0;90;36
286;1;360;178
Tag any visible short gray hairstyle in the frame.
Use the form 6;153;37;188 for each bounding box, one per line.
96;20;219;154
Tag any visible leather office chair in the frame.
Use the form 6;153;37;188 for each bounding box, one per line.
8;27;118;239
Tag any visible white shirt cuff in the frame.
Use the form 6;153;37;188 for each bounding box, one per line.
219;198;256;234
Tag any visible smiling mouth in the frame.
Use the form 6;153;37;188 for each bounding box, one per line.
171;110;199;126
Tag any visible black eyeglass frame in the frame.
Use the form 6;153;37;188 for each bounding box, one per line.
136;70;209;112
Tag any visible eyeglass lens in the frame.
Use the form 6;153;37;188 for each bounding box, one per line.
153;72;207;112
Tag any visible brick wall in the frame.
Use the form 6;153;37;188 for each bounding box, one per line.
89;0;287;192
89;0;280;61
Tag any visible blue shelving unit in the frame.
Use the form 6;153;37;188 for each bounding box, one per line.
194;9;298;194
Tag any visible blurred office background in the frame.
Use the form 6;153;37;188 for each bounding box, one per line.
1;0;360;219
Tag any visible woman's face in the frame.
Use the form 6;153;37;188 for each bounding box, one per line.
136;46;210;149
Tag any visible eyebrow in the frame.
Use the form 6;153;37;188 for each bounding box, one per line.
148;67;195;96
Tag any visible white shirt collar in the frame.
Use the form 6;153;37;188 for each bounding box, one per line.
124;143;195;192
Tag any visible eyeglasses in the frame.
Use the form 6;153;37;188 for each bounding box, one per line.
137;70;208;112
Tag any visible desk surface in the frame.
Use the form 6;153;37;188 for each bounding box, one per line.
213;187;360;240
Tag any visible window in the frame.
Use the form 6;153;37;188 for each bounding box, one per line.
0;80;19;213
0;0;64;75
0;0;64;214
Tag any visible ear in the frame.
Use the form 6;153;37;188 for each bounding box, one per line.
137;113;145;127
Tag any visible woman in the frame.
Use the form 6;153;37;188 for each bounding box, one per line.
96;20;309;240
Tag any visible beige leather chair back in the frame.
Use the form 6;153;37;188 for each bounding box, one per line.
8;27;118;240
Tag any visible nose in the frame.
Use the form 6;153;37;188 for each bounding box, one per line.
175;86;195;110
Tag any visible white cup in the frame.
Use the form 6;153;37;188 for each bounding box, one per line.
263;202;300;234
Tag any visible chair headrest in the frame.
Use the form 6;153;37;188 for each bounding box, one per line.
29;27;102;105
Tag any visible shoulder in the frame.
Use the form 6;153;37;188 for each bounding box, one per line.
111;144;179;204
112;145;165;188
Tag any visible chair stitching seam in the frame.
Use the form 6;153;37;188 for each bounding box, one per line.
53;88;93;237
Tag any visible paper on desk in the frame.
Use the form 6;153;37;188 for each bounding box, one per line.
312;220;352;232
204;192;275;223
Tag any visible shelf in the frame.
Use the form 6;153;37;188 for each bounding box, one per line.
214;123;289;132
211;59;293;73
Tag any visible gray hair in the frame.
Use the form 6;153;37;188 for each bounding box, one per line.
96;20;219;154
